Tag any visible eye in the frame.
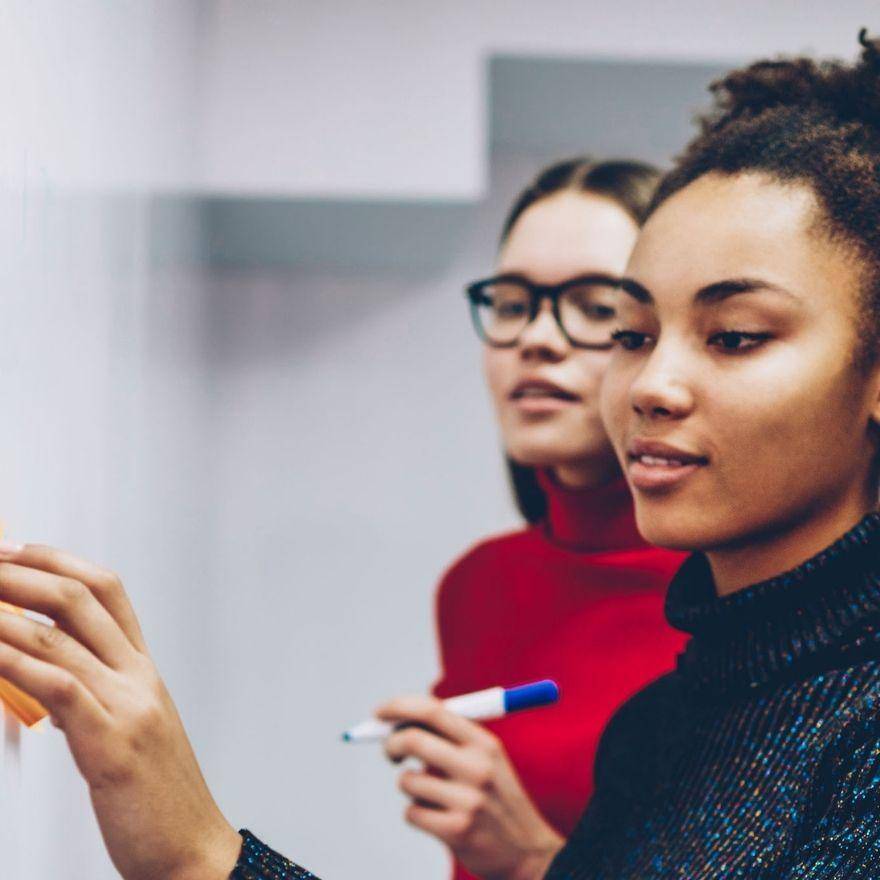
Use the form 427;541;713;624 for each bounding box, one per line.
584;303;617;321
495;300;528;319
708;331;772;353
611;329;653;351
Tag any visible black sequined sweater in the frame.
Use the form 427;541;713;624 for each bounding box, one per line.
546;511;880;879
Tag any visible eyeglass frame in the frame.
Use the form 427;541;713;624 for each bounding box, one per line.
464;272;621;350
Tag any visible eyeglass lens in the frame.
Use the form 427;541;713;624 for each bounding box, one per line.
472;279;619;346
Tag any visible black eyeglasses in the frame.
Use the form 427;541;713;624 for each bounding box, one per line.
465;273;621;349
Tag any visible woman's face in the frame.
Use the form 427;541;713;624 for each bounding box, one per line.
601;172;880;560
484;190;639;487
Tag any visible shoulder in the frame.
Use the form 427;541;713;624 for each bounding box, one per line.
435;526;538;608
792;664;880;830
822;664;880;762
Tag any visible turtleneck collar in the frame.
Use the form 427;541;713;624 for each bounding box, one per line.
536;468;646;552
666;511;880;698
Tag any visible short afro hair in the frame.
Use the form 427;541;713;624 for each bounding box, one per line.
651;29;880;368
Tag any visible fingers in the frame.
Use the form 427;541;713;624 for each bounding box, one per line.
376;695;497;748
12;544;148;653
398;769;485;813
0;561;136;670
385;726;499;786
0;609;119;710
0;638;110;734
404;803;475;847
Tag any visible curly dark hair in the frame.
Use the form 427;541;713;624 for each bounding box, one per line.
651;29;880;369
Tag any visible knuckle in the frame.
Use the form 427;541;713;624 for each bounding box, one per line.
34;624;67;653
483;732;503;757
466;790;487;814
132;698;163;731
448;813;473;844
471;760;494;790
98;570;124;597
124;702;163;753
48;674;78;708
0;648;23;678
141;663;165;695
425;705;443;726
57;577;88;608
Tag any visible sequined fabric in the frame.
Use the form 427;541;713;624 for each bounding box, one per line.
547;511;880;879
230;829;317;879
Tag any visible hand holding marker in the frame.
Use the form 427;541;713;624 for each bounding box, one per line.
342;679;560;743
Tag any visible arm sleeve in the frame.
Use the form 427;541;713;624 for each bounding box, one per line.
230;830;318;879
779;726;880;879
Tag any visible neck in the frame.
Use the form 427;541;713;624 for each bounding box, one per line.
552;457;620;491
708;488;877;597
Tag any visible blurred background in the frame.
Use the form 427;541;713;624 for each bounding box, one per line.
0;2;876;877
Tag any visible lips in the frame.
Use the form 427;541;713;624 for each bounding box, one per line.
509;379;580;402
626;439;709;491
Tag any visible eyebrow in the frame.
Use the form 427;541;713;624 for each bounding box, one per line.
617;276;797;306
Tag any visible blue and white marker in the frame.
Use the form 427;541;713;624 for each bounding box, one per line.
341;679;560;743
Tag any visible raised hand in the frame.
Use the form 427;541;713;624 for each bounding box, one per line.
0;541;243;880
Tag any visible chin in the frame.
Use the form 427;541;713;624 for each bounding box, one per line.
508;439;605;470
506;425;610;470
508;446;572;469
633;498;730;552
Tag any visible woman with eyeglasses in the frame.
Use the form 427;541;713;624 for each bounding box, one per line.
374;159;688;880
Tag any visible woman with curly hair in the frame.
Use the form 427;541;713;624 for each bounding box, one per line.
4;29;880;880
546;28;880;878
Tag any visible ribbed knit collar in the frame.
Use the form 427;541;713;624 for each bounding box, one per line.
666;512;880;697
536;469;646;552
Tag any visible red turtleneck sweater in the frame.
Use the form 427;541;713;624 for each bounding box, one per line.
432;472;688;880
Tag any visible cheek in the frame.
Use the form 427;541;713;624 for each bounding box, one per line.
572;351;613;403
599;358;634;448
720;365;859;478
482;347;512;407
697;351;871;533
727;341;856;444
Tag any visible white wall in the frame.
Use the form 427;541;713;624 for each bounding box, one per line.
0;3;211;878
5;4;880;879
0;1;202;191
196;0;880;197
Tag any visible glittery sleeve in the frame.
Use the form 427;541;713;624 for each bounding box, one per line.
778;722;880;876
230;829;318;879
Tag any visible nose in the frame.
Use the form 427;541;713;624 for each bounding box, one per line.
629;341;695;421
517;300;569;361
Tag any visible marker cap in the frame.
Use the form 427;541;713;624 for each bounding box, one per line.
502;679;559;714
